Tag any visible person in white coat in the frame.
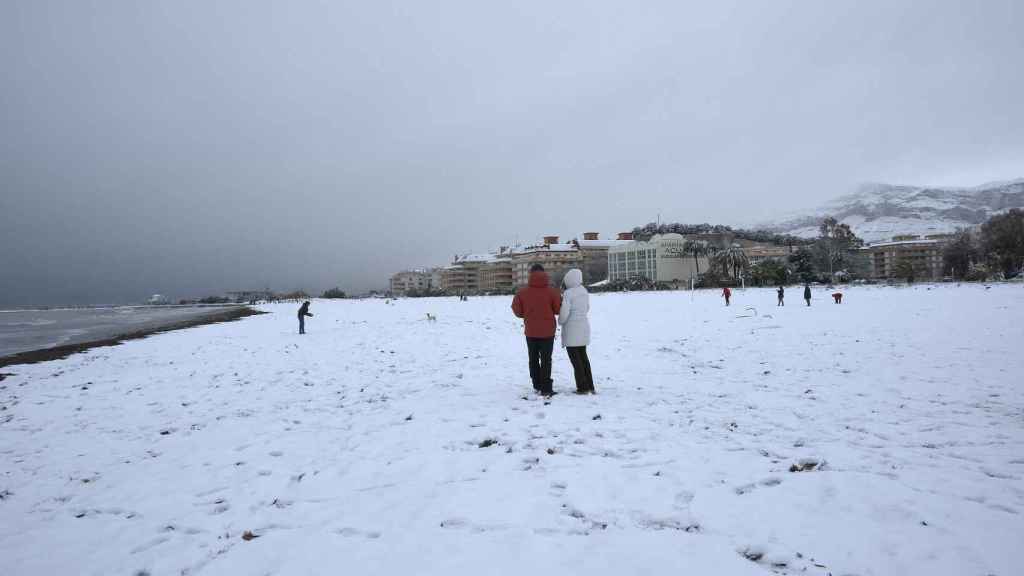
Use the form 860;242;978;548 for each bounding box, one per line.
558;268;595;394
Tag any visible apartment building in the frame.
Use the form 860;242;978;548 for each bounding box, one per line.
511;236;584;288
439;264;476;294
389;269;437;295
860;235;951;280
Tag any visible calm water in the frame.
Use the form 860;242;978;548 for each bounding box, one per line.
0;305;241;358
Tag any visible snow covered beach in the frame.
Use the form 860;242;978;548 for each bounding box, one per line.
1;285;1022;575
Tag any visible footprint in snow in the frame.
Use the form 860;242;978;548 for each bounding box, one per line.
336;527;382;539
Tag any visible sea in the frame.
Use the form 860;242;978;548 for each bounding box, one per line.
0;305;241;358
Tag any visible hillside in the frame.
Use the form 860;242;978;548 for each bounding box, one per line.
761;179;1024;243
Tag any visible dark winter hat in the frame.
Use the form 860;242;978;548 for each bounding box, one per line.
530;263;545;272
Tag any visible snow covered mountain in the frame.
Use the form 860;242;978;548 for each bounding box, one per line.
760;179;1024;243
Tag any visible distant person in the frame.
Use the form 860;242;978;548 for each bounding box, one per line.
558;269;594;395
777;286;785;306
832;292;843;304
803;284;812;306
722;286;732;306
297;301;313;334
511;264;562;396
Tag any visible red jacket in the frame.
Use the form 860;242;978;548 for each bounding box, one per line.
511;271;562;338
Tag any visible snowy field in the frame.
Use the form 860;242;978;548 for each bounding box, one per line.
2;284;1023;575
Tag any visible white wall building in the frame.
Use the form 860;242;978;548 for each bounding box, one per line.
607;233;707;284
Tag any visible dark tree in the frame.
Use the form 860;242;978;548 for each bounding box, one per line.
813;217;864;278
750;259;789;286
980;209;1024;278
788;247;816;283
942;229;979;280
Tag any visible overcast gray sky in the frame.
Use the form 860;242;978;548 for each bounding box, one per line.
2;0;1022;304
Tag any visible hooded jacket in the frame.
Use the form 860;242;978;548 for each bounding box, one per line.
511;270;562;338
557;269;591;348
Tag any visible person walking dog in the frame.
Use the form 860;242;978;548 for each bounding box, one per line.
558;269;595;394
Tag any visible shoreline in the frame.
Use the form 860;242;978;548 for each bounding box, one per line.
0;306;265;372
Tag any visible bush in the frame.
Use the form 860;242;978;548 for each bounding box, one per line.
965;262;994;282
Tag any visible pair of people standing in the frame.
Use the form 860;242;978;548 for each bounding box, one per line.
511;264;595;396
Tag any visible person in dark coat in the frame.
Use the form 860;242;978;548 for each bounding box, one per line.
832;292;843;304
777;285;785;306
511;264;562;396
297;301;313;334
803;284;812;306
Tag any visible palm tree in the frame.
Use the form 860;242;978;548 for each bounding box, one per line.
683;240;716;276
713;244;750;281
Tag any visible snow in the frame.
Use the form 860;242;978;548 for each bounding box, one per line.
2;285;1023;575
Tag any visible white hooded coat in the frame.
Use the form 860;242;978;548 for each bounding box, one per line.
558;269;591;347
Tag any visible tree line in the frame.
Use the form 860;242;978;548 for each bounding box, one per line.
941;209;1024;281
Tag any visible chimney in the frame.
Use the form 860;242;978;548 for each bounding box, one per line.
617;232;633;241
543;235;559;246
583;232;599;241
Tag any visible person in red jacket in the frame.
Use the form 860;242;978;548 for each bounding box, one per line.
511;264;562;396
722;286;732;306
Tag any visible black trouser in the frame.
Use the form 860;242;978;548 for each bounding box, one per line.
299;316;305;334
525;337;554;393
566;346;595;393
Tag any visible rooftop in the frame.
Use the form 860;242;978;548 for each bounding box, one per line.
862;239;944;249
577;239;633;249
511;243;579;255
